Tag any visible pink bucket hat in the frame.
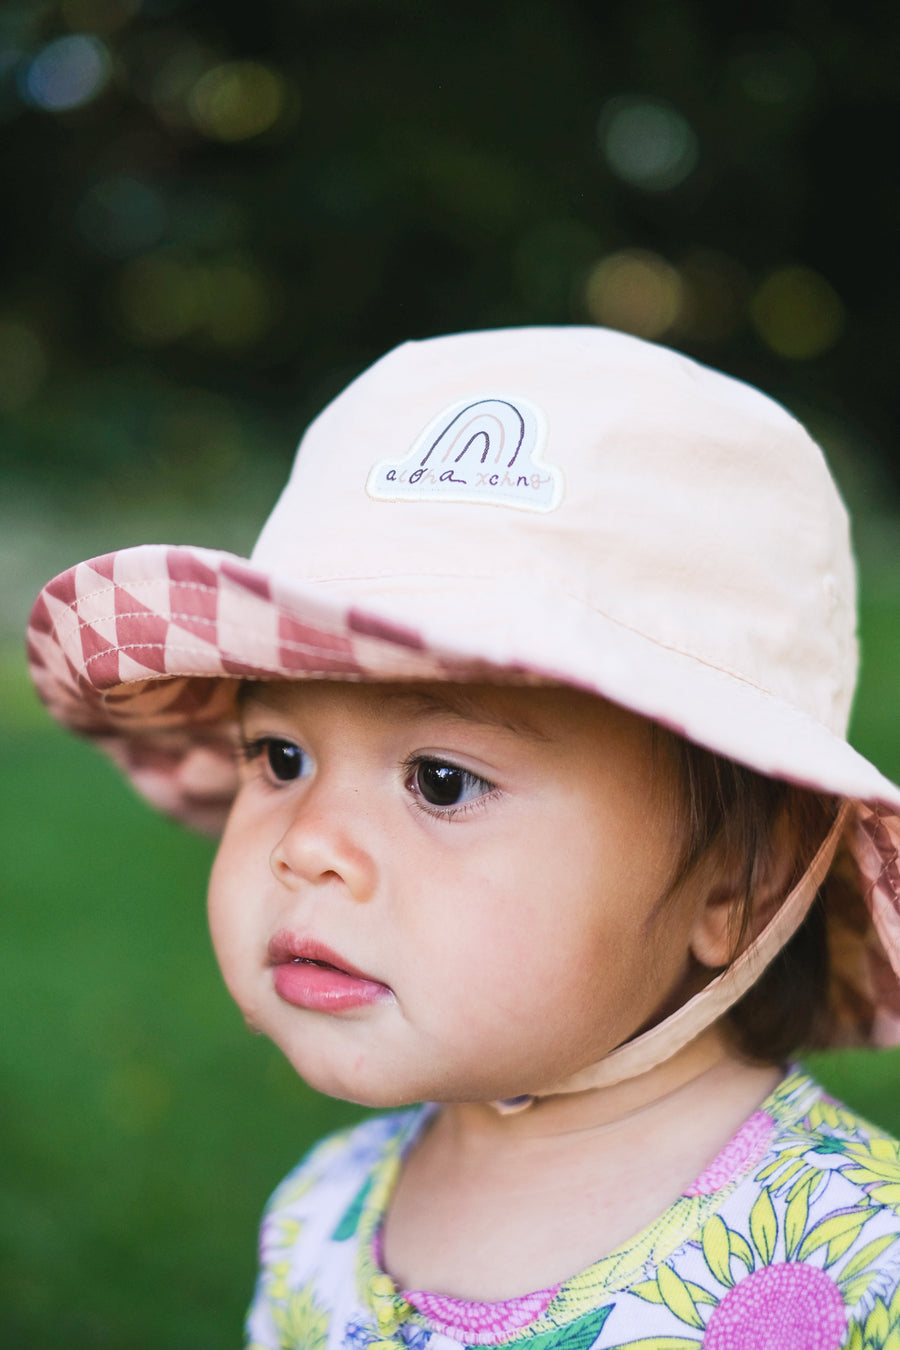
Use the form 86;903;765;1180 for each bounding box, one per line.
26;326;900;1083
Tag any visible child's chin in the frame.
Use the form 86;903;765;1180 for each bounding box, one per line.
280;1053;503;1111
295;1068;429;1110
270;1048;412;1109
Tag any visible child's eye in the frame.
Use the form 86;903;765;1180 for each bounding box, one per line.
407;758;494;813
240;737;309;783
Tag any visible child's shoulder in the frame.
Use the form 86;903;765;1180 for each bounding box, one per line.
714;1064;900;1238
766;1063;900;1165
634;1067;900;1349
263;1104;429;1227
541;1069;900;1348
246;1108;430;1350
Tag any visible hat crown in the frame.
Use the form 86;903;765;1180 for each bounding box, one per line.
253;326;857;734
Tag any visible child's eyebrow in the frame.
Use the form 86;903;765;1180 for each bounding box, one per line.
370;688;552;742
237;683;550;742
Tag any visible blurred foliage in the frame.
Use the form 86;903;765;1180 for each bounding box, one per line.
2;0;900;518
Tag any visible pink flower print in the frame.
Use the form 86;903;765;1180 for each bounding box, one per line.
685;1111;776;1197
404;1285;560;1345
702;1262;845;1349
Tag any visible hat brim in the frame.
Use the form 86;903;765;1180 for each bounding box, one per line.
26;540;900;823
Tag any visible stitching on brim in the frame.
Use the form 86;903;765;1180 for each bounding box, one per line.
54;579;226;605
81;637;357;673
70;611;353;650
70;610;235;631
36;577;840;714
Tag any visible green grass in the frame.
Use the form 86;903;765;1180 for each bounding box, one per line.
5;562;900;1347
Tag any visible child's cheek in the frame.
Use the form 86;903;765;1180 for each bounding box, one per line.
206;831;260;1016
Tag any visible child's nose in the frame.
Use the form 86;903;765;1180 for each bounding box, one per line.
268;784;377;903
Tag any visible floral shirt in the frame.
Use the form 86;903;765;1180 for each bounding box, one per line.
245;1069;900;1349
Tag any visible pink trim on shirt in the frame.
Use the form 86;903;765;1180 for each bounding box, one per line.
372;1227;560;1345
402;1283;561;1345
683;1109;776;1196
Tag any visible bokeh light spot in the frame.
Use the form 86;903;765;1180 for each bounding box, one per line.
76;176;166;258
0;319;46;410
749;265;844;359
585;249;684;339
188;61;285;142
22;34;111;111
598;96;698;190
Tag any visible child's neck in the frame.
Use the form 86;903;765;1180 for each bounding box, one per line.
381;1030;782;1302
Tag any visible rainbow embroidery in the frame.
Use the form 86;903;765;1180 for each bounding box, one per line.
366;395;564;512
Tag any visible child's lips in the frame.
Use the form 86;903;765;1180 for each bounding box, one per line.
267;930;392;1012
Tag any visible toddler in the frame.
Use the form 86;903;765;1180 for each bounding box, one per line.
28;326;900;1348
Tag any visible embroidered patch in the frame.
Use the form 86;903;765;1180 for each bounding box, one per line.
366;395;563;512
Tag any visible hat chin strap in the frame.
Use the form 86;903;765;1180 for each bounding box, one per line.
492;802;851;1114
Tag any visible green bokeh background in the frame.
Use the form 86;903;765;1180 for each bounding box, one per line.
4;1;900;1346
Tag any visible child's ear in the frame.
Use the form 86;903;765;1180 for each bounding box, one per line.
689;813;799;970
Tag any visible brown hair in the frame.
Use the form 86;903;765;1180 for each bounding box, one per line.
662;734;841;1063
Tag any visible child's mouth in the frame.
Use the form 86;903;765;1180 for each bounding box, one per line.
267;932;392;1012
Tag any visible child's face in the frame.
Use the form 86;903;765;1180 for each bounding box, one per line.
208;680;716;1107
